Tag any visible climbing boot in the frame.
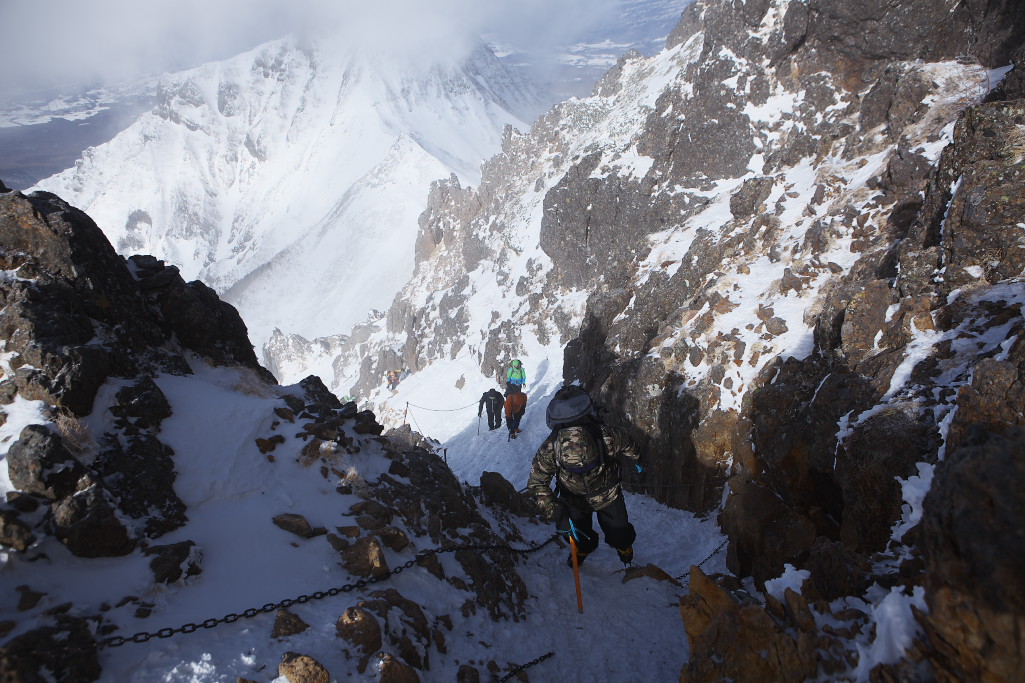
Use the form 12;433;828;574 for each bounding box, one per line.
566;550;589;568
616;546;634;564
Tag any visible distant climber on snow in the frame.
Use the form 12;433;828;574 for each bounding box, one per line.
478;387;504;431
506;359;526;396
527;385;641;566
386;369;401;392
504;386;527;439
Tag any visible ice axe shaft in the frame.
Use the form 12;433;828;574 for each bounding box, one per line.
569;537;584;613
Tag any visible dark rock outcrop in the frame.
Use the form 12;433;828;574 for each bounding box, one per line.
144;540;201;584
477;471;533;517
368;445;530;621
917;427;1025;682
0;188;283;561
0;191;273;417
0;616;100;683
6;425;87;500
0;509;35;552
805;0;1025;67
51;484;136;557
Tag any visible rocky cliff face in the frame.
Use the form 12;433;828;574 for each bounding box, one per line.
0;190;275;562
329;0;1025;678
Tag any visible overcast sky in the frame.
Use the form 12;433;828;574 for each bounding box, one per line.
0;0;634;94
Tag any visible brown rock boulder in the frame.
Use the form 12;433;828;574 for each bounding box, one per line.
839;280;893;366
0;509;36;552
337;606;382;673
719;477;816;587
918;426;1025;682
477;471;532;517
341;536;390;578
143;540;201;584
278;652;329;683
51;485;136;557
679;568;820;682
272;609;310;639
835;405;934;552
729;176;774;219
272;513;326;539
6;425;87;500
376;652;420;683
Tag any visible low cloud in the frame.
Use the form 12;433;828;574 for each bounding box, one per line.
0;0;623;94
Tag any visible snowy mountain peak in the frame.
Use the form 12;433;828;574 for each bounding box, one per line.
33;34;542;354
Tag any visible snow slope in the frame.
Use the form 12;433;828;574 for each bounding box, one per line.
0;358;726;682
0;352;937;681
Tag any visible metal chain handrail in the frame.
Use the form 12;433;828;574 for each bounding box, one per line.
499;650;555;682
100;534;559;649
674;538;729;584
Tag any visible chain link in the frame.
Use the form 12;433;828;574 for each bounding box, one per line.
499;650;555;682
98;535;558;649
674;538;729;583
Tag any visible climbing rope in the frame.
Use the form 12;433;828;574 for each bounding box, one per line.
406;407;427;437
403;400;477;431
99;534;559;649
405;400;478;412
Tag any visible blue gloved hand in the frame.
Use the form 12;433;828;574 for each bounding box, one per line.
635;464;643;474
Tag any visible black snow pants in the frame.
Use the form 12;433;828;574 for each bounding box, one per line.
555;489;636;555
484;402;502;430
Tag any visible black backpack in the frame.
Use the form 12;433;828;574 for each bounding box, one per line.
546;386;607;476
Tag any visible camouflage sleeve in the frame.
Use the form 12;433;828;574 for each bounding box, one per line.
604;425;640;464
527;437;559;510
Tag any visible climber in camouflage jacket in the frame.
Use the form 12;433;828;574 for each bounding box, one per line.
528;423;639;513
527;414;641;564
